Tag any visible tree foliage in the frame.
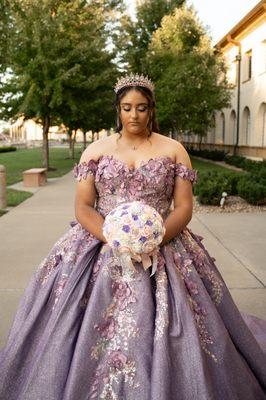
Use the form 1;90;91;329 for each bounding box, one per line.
0;0;121;167
114;0;185;72
146;5;232;137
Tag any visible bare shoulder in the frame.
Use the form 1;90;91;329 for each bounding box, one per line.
154;133;192;169
79;135;113;163
174;141;192;169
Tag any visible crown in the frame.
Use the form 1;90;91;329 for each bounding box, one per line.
114;73;155;93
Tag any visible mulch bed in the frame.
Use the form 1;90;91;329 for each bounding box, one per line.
193;196;266;213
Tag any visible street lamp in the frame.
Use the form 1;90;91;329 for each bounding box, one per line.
234;52;241;156
224;35;242;156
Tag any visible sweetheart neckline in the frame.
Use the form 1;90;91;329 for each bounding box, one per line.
74;155;198;183
98;154;179;171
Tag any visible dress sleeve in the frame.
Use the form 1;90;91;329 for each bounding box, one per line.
73;159;98;181
174;163;198;184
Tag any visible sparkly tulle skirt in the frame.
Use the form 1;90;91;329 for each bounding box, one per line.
0;221;266;400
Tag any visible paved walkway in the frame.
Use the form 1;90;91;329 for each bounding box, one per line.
0;172;265;349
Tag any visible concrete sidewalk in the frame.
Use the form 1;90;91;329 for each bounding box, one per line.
0;171;265;349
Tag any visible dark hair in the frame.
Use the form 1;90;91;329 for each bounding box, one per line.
114;86;160;136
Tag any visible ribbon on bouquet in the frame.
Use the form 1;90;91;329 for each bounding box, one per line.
116;248;159;277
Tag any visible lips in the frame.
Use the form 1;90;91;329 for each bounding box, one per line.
129;122;139;125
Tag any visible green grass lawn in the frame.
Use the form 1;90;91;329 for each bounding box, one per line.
191;157;243;175
0;188;34;215
0;147;242;187
0;146;83;215
0;146;83;185
0;149;244;216
7;188;33;206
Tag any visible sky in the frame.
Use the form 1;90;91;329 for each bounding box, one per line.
125;0;259;45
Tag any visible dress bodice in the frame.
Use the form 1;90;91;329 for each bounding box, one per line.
73;155;198;220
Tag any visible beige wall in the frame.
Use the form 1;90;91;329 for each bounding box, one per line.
190;8;266;159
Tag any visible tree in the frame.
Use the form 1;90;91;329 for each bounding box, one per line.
113;0;185;72
146;4;232;139
0;0;11;72
0;0;121;168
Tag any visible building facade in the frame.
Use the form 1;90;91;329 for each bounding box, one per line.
184;0;266;159
9;116;109;145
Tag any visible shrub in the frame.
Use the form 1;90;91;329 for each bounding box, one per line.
0;146;17;153
226;172;243;195
195;169;266;205
224;154;246;168
224;154;266;174
194;171;232;205
251;168;266;186
187;147;227;161
243;159;266;174
236;177;266;205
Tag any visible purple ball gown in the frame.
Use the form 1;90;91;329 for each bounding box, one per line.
0;155;266;400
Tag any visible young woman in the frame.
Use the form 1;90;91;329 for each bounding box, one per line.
0;73;265;400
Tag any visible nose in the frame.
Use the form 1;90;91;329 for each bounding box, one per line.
130;107;138;120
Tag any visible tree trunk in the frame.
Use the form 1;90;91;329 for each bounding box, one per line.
42;115;50;169
83;130;87;151
199;134;203;150
68;130;73;159
71;130;77;159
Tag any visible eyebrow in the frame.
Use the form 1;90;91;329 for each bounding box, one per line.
121;102;148;106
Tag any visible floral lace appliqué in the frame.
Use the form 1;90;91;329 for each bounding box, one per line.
36;223;95;289
154;254;169;341
174;162;198;184
73;159;98;181
171;233;223;364
89;247;140;399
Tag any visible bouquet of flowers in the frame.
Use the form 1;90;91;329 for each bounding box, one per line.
103;201;165;276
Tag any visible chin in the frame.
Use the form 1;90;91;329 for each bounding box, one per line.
127;126;144;133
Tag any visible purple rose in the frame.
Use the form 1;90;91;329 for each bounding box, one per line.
185;280;199;295
112;281;131;301
145;220;153;226
112;281;135;310
122;225;130;233
95;316;117;339
107;349;127;370
139;236;147;243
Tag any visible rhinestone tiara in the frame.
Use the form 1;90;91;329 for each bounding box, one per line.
114;73;155;94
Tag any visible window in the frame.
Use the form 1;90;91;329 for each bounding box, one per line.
259;39;266;74
221;113;225;143
258;103;266;147
243;49;252;81
242;107;251;145
248;51;252;79
229;110;237;145
227;58;237;85
210;115;216;144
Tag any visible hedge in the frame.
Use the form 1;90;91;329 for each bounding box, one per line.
186;147;226;161
186;147;266;175
194;170;266;205
0;146;17;153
